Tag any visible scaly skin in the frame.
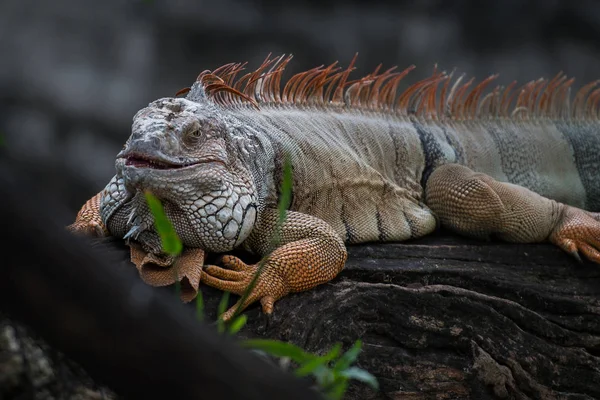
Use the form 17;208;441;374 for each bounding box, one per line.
425;164;600;262
129;242;206;302
67;192;108;237
203;208;347;320
68;55;600;320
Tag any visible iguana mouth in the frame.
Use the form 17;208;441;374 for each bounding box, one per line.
122;153;227;170
124;154;187;169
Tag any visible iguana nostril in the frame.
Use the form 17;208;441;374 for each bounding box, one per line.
131;130;143;140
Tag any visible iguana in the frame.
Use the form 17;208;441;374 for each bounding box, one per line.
68;54;600;320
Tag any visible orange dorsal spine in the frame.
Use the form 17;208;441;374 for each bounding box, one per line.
174;54;600;121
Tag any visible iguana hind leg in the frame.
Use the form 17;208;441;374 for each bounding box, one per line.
586;211;600;222
426;163;600;263
202;209;347;320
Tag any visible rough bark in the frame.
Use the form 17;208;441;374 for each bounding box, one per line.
232;234;600;399
68;233;598;400
2;234;599;399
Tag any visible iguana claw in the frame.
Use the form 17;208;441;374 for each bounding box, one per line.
550;206;600;264
202;255;283;321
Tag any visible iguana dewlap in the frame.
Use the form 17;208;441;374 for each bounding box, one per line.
68;54;600;320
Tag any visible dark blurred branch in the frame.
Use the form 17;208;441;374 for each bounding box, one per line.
0;154;320;400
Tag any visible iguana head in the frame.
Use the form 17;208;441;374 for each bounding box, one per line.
103;97;258;253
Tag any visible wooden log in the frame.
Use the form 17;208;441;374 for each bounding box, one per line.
3;228;599;399
231;233;600;399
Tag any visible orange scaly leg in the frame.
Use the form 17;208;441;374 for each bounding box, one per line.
67;191;109;237
202;209;347;321
426;163;600;264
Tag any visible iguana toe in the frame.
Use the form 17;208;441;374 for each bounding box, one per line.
550;206;600;264
218;254;249;271
202;255;288;321
67;219;107;237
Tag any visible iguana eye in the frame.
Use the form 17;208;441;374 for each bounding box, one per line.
184;126;203;146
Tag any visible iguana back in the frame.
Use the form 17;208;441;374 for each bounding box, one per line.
200;57;600;243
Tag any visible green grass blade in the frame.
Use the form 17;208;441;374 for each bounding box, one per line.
216;291;230;333
240;339;311;364
277;155;293;223
294;343;342;377
144;191;182;256
173;281;181;298
313;365;333;387
227;314;247;335
273;154;293;247
195;290;204;322
229;154;293;319
229;259;265;319
333;340;362;372
324;378;348;400
295;357;331;378
324;342;342;361
339;367;379;390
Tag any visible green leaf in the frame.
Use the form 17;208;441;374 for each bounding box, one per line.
324;342;343;361
323;378;348;400
333;340;362;372
240;339;311;364
227;314;247;335
229;153;293;320
295;357;331;377
311;365;332;387
294;343;342;377
195;290;204;322
216;291;230;334
277;154;293;224
229;258;266;319
144;191;182;256
273;155;293;245
339;367;379;390
174;281;181;298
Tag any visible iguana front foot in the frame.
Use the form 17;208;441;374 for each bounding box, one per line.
202;209;347;321
202;256;279;321
66;191;108;237
550;206;600;263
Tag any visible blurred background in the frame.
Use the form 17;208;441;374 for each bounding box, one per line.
1;0;599;224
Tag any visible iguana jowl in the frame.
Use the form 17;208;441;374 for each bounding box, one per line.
69;54;600;320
